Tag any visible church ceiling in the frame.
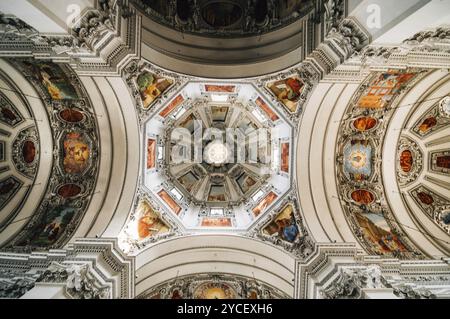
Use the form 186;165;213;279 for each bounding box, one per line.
118;60;315;255
133;0;317;36
0;0;449;300
0;59;99;252
336;69;429;259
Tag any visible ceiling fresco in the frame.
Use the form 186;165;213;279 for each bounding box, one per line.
1;0;450;300
136;273;290;299
336;69;429;259
394;94;450;237
0;82;37;234
0;59;100;252
117;59;317;255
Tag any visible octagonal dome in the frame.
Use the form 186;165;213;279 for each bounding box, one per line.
142;81;294;231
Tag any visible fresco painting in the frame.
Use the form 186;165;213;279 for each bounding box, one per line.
417;192;434;205
252;191;278;217
21;61;78;100
201;218;232;227
343;140;372;181
263;204;300;243
59;108;84;123
136;200;169;239
353;117;377;131
351;189;375;204
157;189;182;215
159;94;184;118
357;71;415;109
63;132;90;174
255;97;278;121
355;212;407;254
399;150;413;173
147;138;156;169
193;283;236;299
0;102;22;126
204;85;235;93
436;155;450;169
418;116;437;134
23;205;76;247
22;140;36;164
137;71;172;109
57;183;82;198
236;172;256;194
268;77;304;113
281;142;289;173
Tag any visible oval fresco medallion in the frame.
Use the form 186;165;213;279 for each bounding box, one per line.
57;183;82;198
351;189;375;204
59;108;84;123
353;116;377;131
399;150;413;173
22;140;36;164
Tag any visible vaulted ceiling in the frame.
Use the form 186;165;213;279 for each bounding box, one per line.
0;0;449;299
